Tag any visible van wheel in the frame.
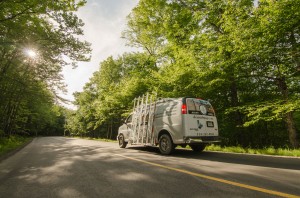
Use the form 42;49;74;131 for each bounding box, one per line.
190;145;206;152
118;134;127;148
159;134;174;155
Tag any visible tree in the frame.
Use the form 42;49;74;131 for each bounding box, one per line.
68;53;156;138
226;0;300;148
0;0;91;137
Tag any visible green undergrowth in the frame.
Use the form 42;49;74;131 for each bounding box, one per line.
0;136;32;156
205;144;300;157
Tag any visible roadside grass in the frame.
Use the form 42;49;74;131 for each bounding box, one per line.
205;144;300;157
0;136;32;156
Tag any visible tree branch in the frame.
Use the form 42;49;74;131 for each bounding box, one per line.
0;7;36;23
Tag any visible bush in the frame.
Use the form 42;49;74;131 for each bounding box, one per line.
0;136;32;156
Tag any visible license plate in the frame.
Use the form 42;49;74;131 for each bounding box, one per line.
207;121;214;127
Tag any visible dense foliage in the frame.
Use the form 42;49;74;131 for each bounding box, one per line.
67;0;299;149
0;0;91;137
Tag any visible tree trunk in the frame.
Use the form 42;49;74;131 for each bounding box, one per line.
230;77;243;126
106;122;109;139
277;77;299;148
286;112;299;148
109;120;113;139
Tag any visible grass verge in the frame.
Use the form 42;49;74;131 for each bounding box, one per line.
0;136;33;157
73;136;300;157
205;144;300;157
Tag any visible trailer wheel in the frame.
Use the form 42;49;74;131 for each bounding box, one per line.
159;134;174;155
190;145;206;152
118;134;127;148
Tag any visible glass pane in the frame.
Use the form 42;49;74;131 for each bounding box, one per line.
127;114;132;123
186;98;213;115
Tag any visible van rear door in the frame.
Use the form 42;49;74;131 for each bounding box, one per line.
182;98;218;138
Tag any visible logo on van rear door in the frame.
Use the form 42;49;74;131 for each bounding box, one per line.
197;120;203;129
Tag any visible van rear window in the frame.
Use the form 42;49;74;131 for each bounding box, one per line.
186;98;214;116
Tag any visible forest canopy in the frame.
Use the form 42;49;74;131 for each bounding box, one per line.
1;0;299;149
66;0;300;148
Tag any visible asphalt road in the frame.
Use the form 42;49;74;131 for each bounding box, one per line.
0;137;299;198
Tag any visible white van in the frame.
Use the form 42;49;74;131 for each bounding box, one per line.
117;96;220;155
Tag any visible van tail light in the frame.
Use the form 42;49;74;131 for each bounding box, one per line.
181;104;187;114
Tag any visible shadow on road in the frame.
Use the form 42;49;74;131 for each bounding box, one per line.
126;146;300;170
1;137;299;198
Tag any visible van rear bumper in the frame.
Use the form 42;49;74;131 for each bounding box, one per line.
184;136;220;144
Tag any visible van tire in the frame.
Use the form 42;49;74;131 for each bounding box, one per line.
159;134;174;155
118;134;127;148
190;145;206;152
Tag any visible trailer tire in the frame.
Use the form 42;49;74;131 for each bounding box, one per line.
159;134;174;155
118;134;127;148
190;144;206;152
